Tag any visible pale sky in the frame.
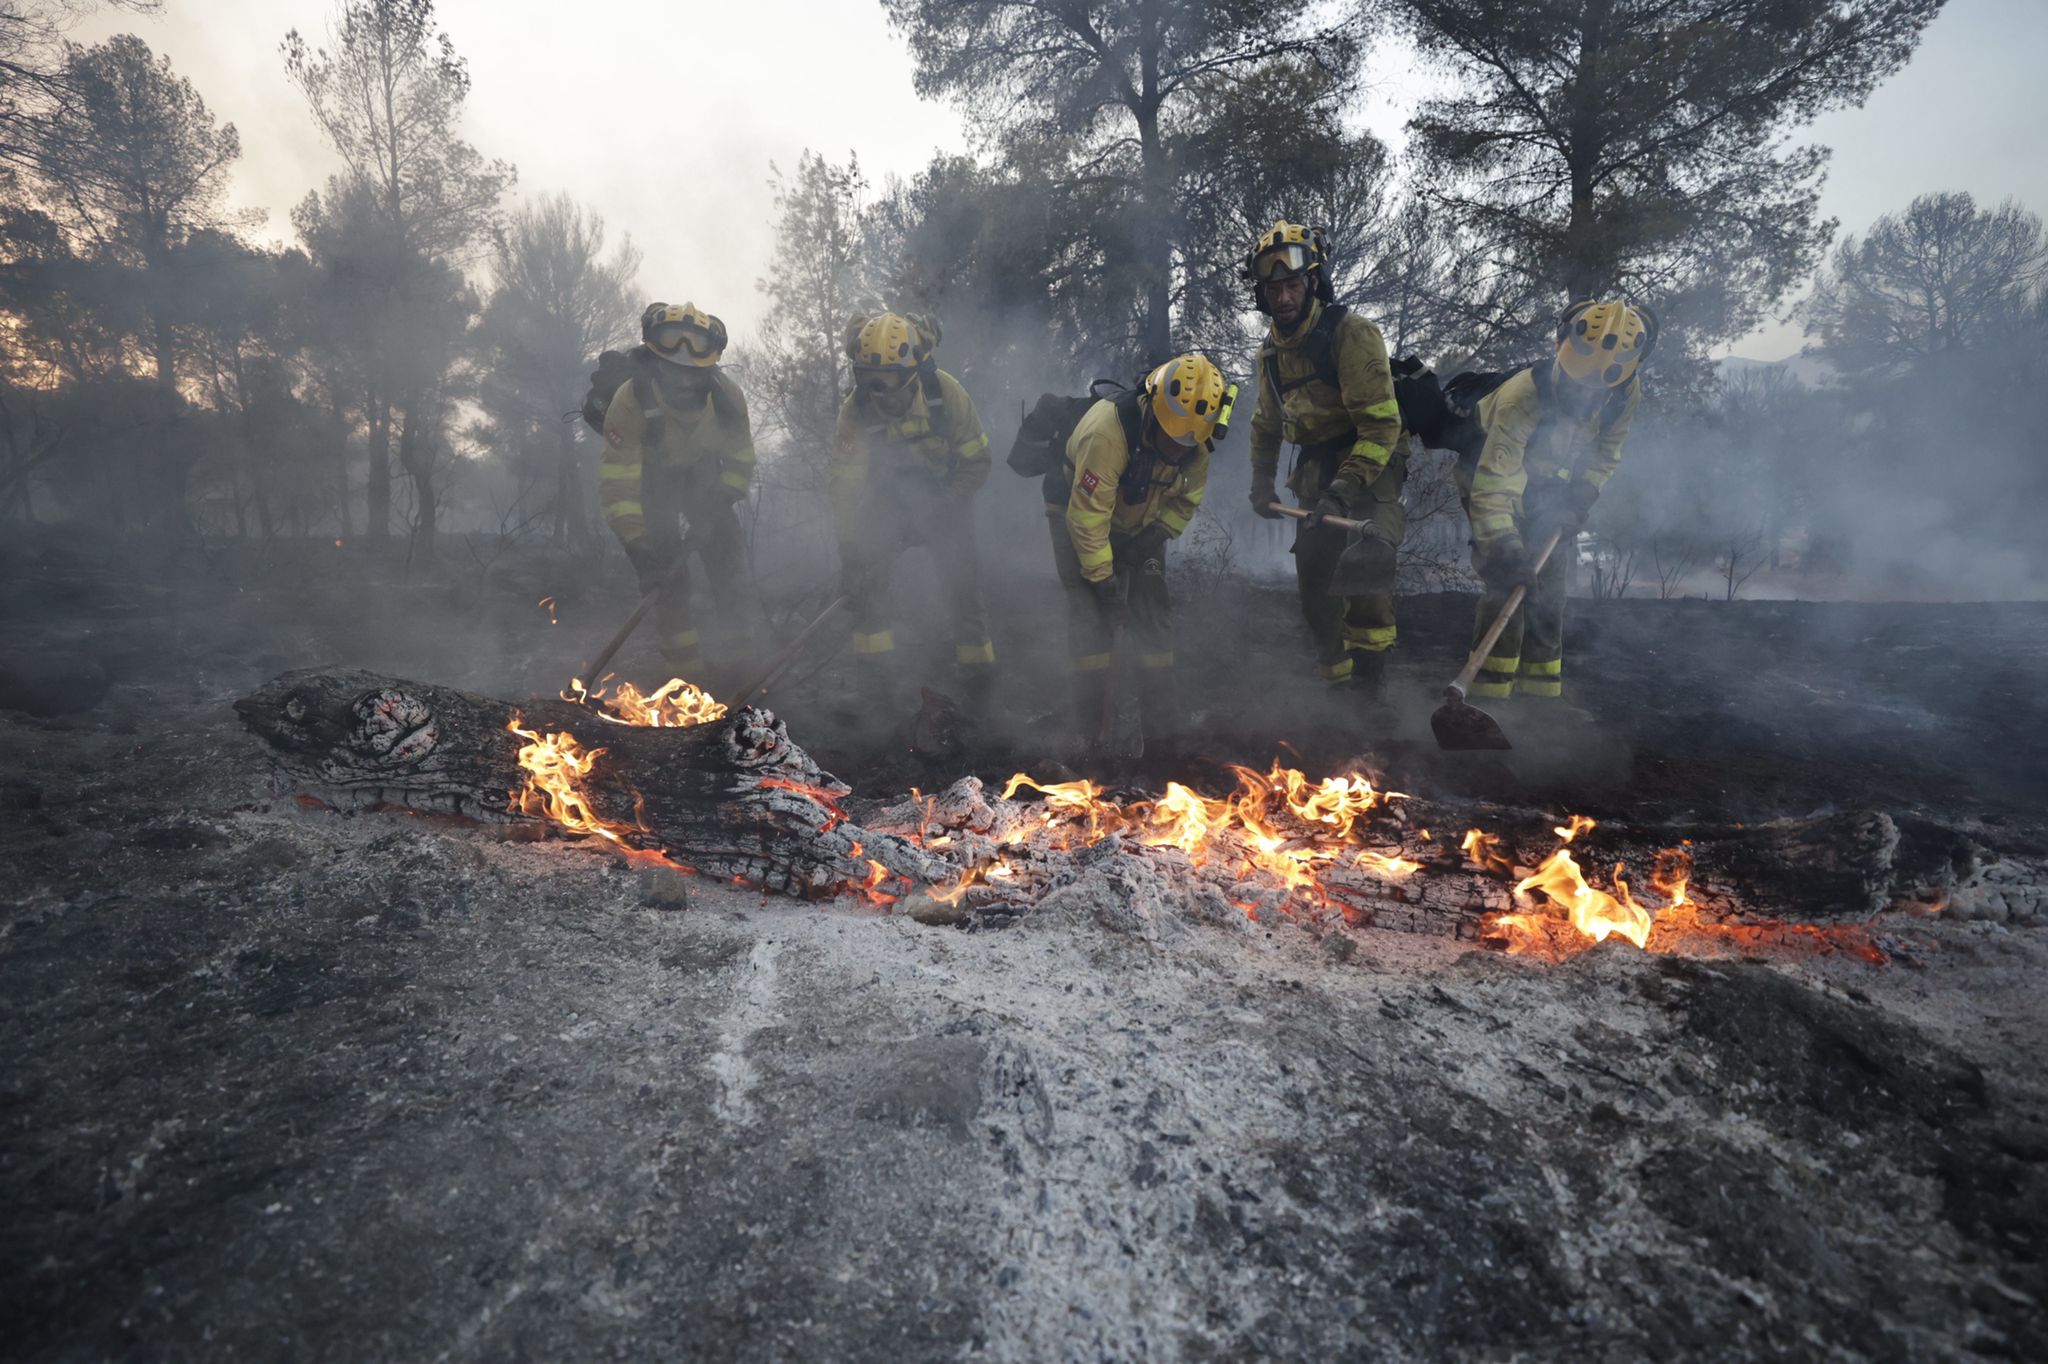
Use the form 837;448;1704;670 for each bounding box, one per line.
73;0;2048;362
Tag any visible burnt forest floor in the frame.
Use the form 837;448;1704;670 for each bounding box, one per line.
3;530;2046;1362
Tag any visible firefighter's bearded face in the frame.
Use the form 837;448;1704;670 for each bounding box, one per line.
1265;274;1310;328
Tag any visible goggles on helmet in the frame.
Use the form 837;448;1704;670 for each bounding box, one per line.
649;321;718;358
1255;243;1313;281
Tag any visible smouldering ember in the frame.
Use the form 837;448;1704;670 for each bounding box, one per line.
562;674;728;728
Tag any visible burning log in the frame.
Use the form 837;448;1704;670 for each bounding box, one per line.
234;668;947;895
235;669;1992;955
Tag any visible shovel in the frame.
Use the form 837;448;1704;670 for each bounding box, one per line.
1430;528;1566;751
1270;503;1397;598
726;594;852;709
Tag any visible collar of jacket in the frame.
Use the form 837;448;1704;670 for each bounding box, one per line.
1269;298;1324;352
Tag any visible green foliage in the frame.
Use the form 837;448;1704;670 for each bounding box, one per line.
1386;0;1948;365
886;0;1357;363
750;151;871;493
470;193;642;548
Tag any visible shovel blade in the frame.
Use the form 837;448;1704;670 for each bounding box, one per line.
1431;695;1513;751
1328;532;1397;598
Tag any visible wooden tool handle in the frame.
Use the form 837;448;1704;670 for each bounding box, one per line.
727;595;852;709
1269;503;1367;533
580;558;689;684
1445;528;1566;699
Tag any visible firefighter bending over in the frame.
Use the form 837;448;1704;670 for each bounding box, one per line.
832;312;995;711
1243;223;1408;700
1459;299;1654;706
600;302;755;682
1050;353;1231;752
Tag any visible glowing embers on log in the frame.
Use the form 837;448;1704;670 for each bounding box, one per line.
562;674;728;728
999;762;1416;894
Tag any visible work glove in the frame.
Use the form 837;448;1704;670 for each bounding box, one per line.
1307;474;1369;528
839;556;877;605
625;541;676;595
1127;522;1169;569
1249;468;1285;520
1479;536;1537;594
1528;479;1599;550
1089;575;1128;631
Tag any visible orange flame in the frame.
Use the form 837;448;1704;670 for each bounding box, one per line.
505;715;637;847
1514;848;1652;948
563;674;727;728
1554;814;1596;843
997;762;1410;905
1462;828;1512;876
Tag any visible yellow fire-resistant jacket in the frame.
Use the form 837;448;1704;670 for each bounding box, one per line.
600;370;755;548
831;369;990;532
1248;300;1403;488
1468;366;1641;548
1061;396;1209;584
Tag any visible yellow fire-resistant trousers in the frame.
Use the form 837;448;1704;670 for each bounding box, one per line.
839;486;995;688
1455;466;1569;700
1290;444;1406;683
641;462;751;676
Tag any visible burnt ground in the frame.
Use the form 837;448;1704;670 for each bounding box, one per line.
3;530;2047;1362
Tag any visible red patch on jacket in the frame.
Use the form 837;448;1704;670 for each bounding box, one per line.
1079;469;1101;494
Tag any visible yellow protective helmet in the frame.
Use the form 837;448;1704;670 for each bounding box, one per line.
1143;353;1233;450
642;302;725;367
1247;220;1324;283
850;311;930;396
1555;299;1653;388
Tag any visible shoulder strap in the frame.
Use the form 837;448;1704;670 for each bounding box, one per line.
1269;305;1351;398
706;369;742;425
1114;394;1156;504
1309;305;1349;390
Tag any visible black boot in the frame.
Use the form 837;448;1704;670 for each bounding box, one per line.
1136;670;1182;759
1071;669;1110;740
1347;649;1387;700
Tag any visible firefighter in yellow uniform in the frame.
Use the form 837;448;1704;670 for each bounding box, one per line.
832;312;995;707
1243;223;1407;698
1050;353;1231;748
601;302;755;680
1460;299;1653;703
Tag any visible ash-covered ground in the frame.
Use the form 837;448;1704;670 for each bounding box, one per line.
4;531;2047;1361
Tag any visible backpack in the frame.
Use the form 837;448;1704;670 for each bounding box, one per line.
1004;379;1134;478
1401;361;1633;471
579;345;741;440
